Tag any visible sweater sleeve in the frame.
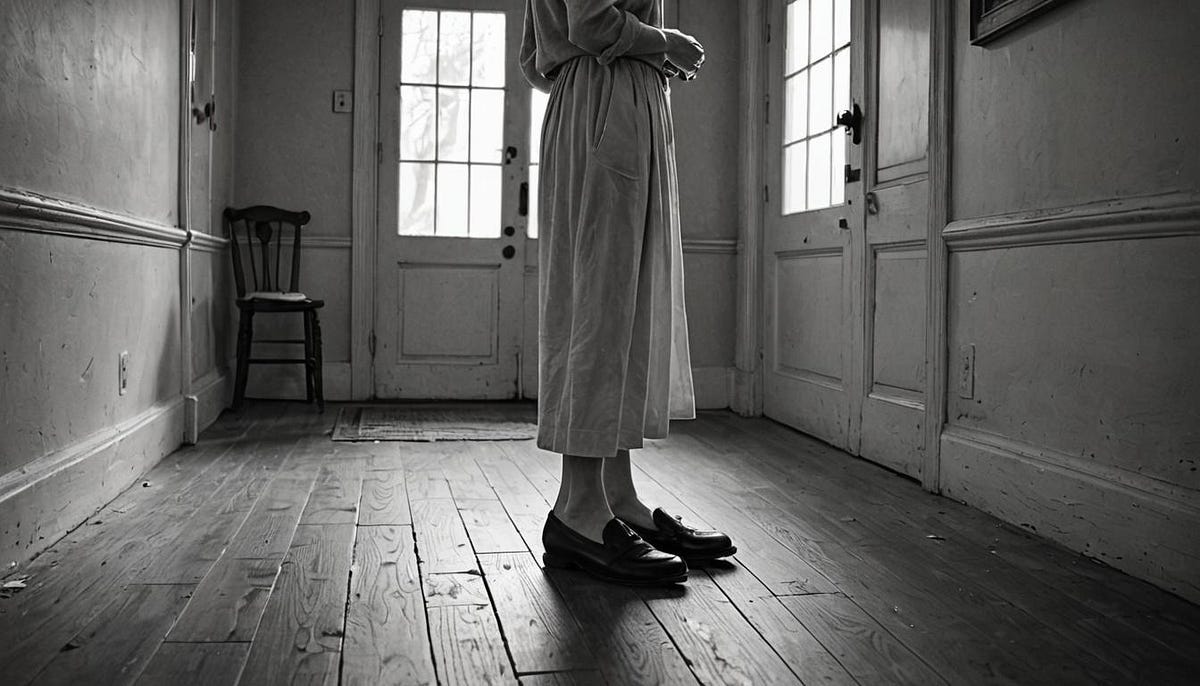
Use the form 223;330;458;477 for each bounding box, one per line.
564;0;669;65
521;5;555;92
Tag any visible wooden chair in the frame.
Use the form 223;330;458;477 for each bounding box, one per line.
225;205;325;412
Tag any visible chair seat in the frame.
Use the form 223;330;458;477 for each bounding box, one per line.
236;296;325;313
247;290;308;301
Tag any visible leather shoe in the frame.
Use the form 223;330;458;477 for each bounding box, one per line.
624;508;737;562
542;512;688;585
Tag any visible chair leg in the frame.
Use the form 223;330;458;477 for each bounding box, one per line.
311;309;325;413
303;310;315;404
233;310;254;412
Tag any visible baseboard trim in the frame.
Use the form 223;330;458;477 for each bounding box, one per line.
0;398;185;569
944;192;1200;251
691;366;732;410
729;366;762;417
0;186;187;249
185;368;232;443
940;425;1200;604
683;238;739;255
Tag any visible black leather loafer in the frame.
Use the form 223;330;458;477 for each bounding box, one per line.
624;508;737;562
542;512;688;586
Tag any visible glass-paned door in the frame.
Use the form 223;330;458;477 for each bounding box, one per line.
764;0;863;450
375;0;531;399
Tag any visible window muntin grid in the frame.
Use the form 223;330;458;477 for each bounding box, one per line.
782;0;851;215
398;10;506;237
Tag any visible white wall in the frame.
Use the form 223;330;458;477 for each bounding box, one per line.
940;0;1200;602
0;0;238;570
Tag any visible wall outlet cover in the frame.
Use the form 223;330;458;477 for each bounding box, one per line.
119;351;129;396
333;90;353;113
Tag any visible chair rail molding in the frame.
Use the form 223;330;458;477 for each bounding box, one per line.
0;187;188;249
943;191;1200;251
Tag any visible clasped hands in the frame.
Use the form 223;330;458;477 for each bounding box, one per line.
664;28;705;80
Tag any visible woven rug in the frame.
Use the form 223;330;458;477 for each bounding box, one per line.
331;404;538;442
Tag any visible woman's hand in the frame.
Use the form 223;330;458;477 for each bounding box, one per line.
664;28;705;79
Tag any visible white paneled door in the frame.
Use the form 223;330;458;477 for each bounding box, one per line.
765;0;930;479
375;0;531;399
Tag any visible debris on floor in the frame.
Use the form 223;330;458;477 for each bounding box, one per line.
0;574;31;599
925;534;946;541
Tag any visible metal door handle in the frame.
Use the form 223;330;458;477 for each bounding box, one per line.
865;192;879;215
519;182;529;217
836;103;863;145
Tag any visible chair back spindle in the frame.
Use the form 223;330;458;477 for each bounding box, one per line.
223;206;311;298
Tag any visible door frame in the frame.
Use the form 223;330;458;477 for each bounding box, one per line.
351;0;381;399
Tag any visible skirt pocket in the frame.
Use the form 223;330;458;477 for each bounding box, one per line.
590;63;645;180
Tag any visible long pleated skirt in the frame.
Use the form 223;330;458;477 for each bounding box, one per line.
537;55;695;458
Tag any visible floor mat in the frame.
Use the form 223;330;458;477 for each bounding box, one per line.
330;404;538;442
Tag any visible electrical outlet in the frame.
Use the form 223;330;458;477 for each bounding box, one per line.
119;351;129;396
957;344;975;399
332;90;353;113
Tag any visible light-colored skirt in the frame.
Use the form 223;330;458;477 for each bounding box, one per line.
537;55;695;458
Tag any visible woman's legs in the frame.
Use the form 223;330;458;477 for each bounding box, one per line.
603;449;657;530
553;455;614;543
554;450;658;539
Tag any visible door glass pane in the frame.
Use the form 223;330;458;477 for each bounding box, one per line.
528;164;540;238
438;11;472;86
810;0;833;60
470;165;502;237
528;88;549;238
400;85;436;160
401;10;438;84
807;131;831;208
438;88;470;161
781;0;850;214
437;164;470;237
784;71;808;144
786;1;808;75
399;162;436;235
834;0;851;48
472;12;506;87
783;143;807;215
471;89;504;162
808;56;832;136
397;10;509;237
831;128;846;205
833;48;850;119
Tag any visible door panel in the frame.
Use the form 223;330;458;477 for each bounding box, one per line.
874;0;929;181
858;0;929;478
375;0;528;399
765;0;862;452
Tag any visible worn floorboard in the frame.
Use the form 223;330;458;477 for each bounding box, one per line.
3;403;1197;686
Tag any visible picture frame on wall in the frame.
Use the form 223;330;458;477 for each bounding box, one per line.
970;0;1075;45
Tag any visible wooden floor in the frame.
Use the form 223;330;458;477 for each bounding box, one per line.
3;403;1199;685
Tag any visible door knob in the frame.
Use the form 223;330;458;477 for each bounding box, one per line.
836;103;863;145
865;191;880;215
502;245;516;259
503;225;516;237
